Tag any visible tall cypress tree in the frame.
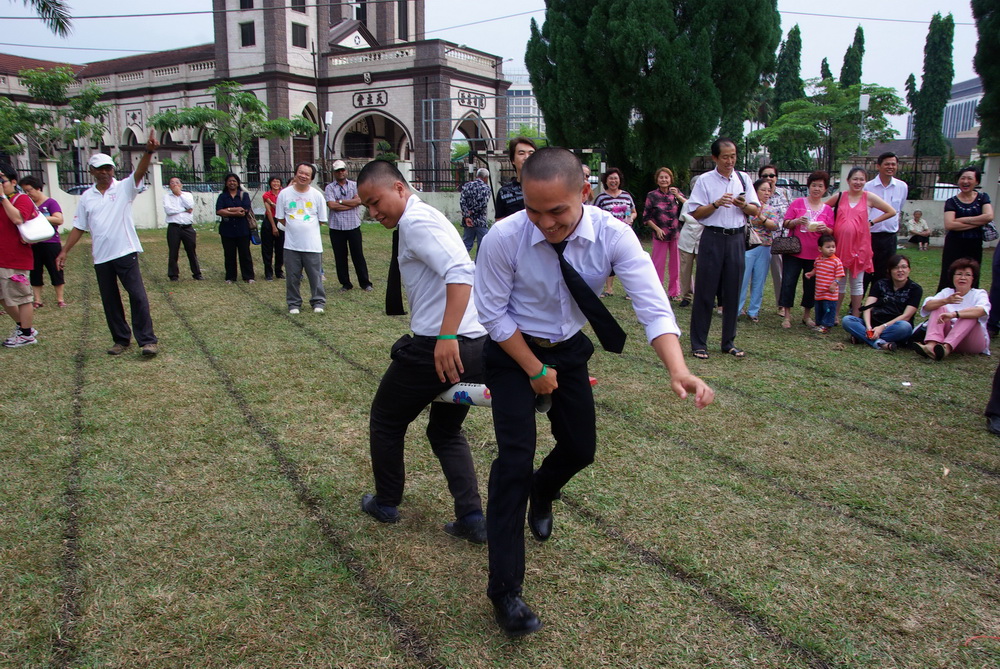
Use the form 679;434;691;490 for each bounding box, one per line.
525;0;781;185
820;58;833;81
840;26;865;88
906;13;955;157
769;25;808;168
973;0;1000;152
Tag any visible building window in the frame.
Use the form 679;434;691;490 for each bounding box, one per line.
355;0;367;26
240;22;255;47
292;23;307;48
240;0;252;9
397;0;408;41
291;0;305;12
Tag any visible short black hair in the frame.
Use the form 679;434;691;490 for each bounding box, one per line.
19;175;43;190
0;163;16;181
520;146;587;191
600;167;624;189
876;152;897;165
807;170;830;188
711;137;736;157
818;234;835;247
357;159;408;190
224;173;242;189
847;166;867;181
508;136;537;161
957;165;982;183
294;162;316;179
758;164;778;178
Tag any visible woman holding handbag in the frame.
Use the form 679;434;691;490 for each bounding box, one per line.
737;178;778;323
778;171;835;329
215;173;256;284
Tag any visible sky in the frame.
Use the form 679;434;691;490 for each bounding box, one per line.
0;0;981;132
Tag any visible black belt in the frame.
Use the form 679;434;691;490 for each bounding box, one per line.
705;225;745;236
523;332;579;349
871;231;896;236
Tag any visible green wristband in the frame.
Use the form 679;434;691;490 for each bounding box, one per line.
436;334;458;340
529;364;547;380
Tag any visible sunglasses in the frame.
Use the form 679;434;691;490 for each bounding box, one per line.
761;173;777;178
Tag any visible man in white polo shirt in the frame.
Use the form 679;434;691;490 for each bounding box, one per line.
864;152;908;292
57;136;159;356
275;162;327;314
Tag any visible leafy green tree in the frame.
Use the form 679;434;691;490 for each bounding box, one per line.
149;81;318;173
769;24;809;167
525;0;780;187
839;26;865;88
820;58;833;81
972;0;1000;153
749;80;905;172
905;13;954;157
12;0;70;36
0;66;108;160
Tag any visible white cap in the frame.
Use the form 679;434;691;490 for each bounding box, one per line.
331;159;347;170
88;153;115;168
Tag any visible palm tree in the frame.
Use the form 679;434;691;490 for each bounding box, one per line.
16;0;71;36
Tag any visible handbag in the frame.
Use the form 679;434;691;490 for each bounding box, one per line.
13;194;54;244
745;224;762;250
770;234;801;255
983;221;999;242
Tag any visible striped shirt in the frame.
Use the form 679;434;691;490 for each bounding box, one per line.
323;179;361;231
813;254;845;301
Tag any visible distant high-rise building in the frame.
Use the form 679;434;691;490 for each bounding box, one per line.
907;77;982;140
504;69;545;136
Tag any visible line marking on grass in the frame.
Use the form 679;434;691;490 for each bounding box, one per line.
595;398;1000;587
52;279;89;669
563;496;837;669
149;274;445;669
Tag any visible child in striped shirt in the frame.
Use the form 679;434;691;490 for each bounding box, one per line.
805;234;845;333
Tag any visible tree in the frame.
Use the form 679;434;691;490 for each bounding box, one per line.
820;58;833;81
0;66;108;161
149;81;318;173
749;80;905;172
525;0;780;188
905;13;954;157
972;0;1000;153
12;0;71;36
839;26;865;88
770;24;808;167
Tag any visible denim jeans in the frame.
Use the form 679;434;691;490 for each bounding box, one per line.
815;299;837;328
842;315;913;349
738;245;771;317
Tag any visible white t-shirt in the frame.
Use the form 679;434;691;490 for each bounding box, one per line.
275;185;327;253
74;176;145;265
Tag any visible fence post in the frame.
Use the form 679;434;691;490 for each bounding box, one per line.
397;160;413;185
150;162;166;229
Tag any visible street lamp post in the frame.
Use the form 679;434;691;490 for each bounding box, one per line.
858;94;870;158
73;119;82;186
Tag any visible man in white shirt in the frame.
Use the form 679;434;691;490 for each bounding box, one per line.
356;159;488;545
474;147;714;637
56;137;159;356
864;152;908;292
275;162;327;314
163;177;202;281
685;137;760;359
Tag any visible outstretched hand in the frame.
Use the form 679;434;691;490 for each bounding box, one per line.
670;373;714;409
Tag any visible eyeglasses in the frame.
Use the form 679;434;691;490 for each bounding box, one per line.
761;173;777;178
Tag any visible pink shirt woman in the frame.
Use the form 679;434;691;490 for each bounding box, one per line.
778;171;835;328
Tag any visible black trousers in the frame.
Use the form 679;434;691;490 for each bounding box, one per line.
94;253;157;346
166;224;201;279
369;334;485;519
329;227;371;289
986;361;1000;419
779;255;816;310
485;332;596;599
261;225;284;277
220;235;254;281
865;231;898;294
937;235;983;291
690;226;745;352
30;242;64;287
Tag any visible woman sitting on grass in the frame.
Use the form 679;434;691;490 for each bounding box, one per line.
841;254;922;353
917;257;991;360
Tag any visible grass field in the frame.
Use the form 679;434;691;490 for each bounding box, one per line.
2;223;998;668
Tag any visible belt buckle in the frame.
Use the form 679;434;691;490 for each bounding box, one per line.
529;336;558;349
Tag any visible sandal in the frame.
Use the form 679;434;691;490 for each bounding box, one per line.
600;291;613;298
33;302;43;309
933;344;947;361
802;318;816;328
692;349;709;360
781;319;791;329
748;315;759;324
723;347;746;358
877;341;897;353
58;301;68;308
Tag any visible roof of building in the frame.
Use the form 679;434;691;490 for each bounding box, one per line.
77;43;215;78
327;19;379;50
951;77;982;99
0;53;82;75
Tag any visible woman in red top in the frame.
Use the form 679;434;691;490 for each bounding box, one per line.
0;165;40;347
261;175;285;280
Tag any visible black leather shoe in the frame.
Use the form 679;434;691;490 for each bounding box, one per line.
492;594;542;637
360;493;399;523
988;415;1000;437
443;516;487;544
527;488;553;542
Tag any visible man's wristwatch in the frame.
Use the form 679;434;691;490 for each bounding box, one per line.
337;199;342;204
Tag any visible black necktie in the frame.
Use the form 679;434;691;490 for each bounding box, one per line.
385;228;406;316
551;241;627;353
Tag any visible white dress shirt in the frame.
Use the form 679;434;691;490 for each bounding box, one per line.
474;204;680;345
275;185;327;253
163;191;194;225
864;175;908;233
685;168;761;229
397;194;486;338
73;176;145;265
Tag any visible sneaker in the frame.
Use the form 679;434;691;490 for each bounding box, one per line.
339;286;353;292
3;332;37;348
5;326;37;345
247;279;256;284
288;308;300;314
141;343;158;357
107;343;131;356
443;516;487;544
313;307;325;314
360;493;399;523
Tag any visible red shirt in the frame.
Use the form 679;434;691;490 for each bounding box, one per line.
0;194;38;270
813;254;845;301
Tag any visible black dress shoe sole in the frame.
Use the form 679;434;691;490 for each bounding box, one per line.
443;520;487;544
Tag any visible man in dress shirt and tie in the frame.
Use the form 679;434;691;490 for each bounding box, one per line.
163;177;202;281
686;137;760;360
474;147;714;636
864;152;908;292
356;159;488;545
